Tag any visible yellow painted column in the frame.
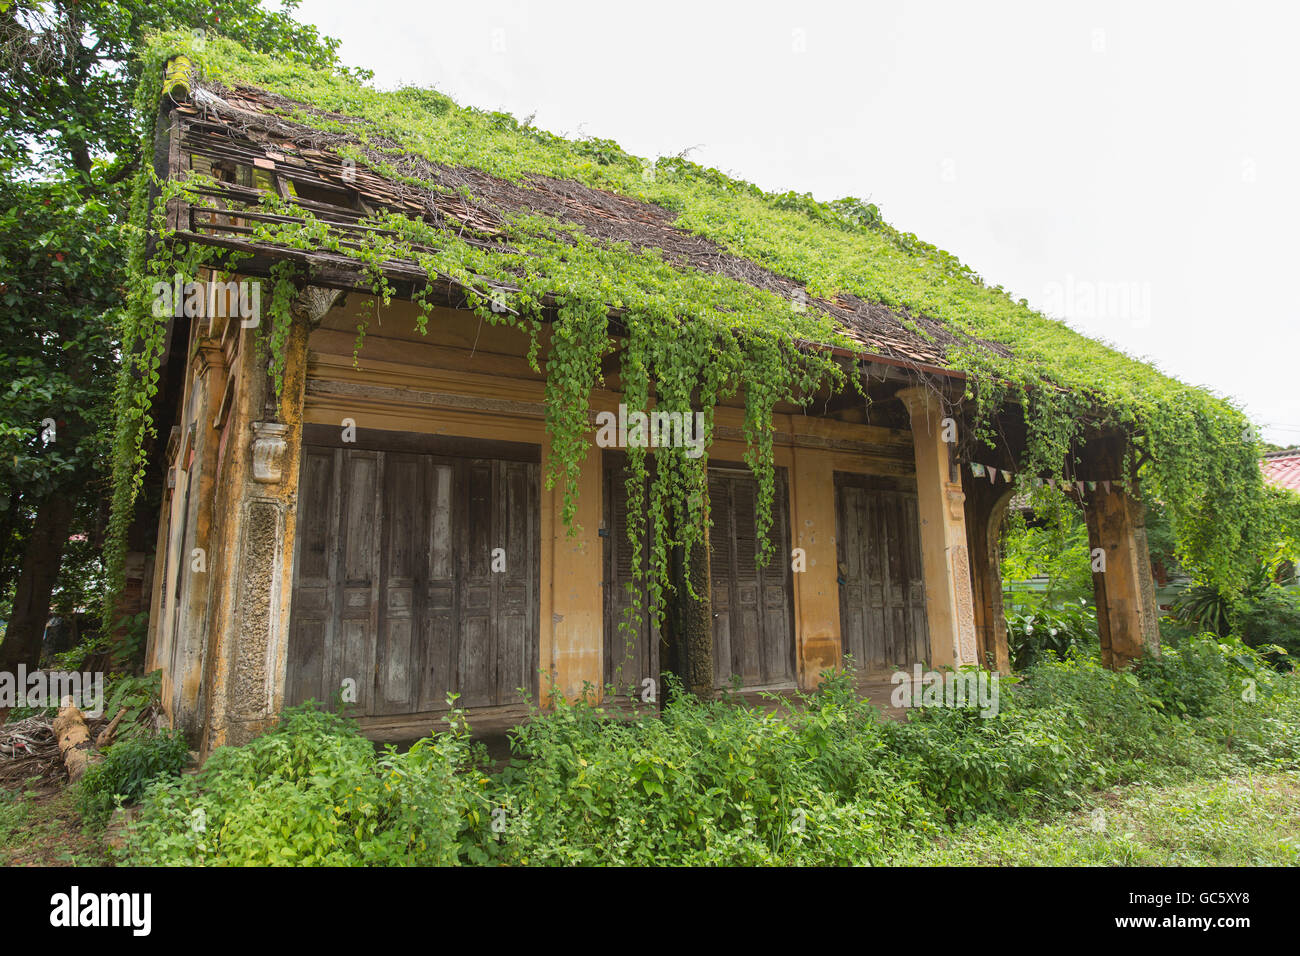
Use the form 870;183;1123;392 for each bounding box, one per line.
541;436;604;702
896;387;978;668
789;446;843;688
1084;481;1161;670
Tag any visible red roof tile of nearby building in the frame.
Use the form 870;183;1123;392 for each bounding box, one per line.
1261;449;1300;492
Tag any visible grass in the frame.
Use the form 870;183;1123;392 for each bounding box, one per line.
892;771;1300;866
0;780;109;867
5;769;1295;867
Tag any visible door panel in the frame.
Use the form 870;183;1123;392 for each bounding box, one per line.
418;462;455;711
495;459;537;703
374;453;420;715
835;473;929;673
285;447;337;708
338;451;379;715
457;459;496;708
287;438;539;717
602;455;659;698
708;467;795;690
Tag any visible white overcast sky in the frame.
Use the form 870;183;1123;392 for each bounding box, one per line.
291;0;1300;447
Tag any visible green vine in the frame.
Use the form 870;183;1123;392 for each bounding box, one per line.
106;29;1280;635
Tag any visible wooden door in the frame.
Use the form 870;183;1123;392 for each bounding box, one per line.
835;473;929;673
287;431;539;716
708;466;795;690
602;455;659;698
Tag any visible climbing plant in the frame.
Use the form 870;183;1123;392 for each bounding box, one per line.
107;29;1277;638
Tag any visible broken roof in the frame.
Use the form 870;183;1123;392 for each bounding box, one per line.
165;78;999;378
140;32;1250;428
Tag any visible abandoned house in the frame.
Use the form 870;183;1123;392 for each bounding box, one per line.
125;42;1164;755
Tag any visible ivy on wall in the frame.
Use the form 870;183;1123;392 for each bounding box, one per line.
107;31;1276;633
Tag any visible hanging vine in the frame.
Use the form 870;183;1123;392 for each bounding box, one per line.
106;30;1280;635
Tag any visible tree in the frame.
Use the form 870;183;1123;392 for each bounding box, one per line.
0;1;348;676
0;172;116;673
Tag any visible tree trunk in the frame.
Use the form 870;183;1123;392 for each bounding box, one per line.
52;700;94;782
0;492;74;673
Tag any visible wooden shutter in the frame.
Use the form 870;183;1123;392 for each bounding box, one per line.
602;456;658;697
708;466;795;690
835;473;930;673
287;434;540;717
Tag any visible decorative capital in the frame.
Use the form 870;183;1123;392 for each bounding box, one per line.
894;385;929;419
251;421;290;484
290;285;345;328
194;341;224;377
896;385;955;426
945;486;966;520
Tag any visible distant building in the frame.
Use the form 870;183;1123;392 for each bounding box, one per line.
1262;448;1300;493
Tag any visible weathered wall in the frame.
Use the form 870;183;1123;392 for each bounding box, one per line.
191;306;310;751
154;292;941;744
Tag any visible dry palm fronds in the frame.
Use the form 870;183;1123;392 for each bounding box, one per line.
0;715;61;787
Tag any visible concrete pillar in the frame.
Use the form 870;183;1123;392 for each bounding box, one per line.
541;436;603;702
1084;480;1161;669
202;313;309;750
896;387;978;668
679;495;715;699
167;339;227;740
789;446;842;687
962;473;1015;672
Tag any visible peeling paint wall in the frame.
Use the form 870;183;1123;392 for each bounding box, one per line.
152;292;941;746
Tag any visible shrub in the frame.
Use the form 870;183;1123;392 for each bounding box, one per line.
1006;599;1099;669
119;702;491;866
119;656;1300;866
495;674;934;865
1233;586;1300;667
1137;633;1257;719
77;729;190;828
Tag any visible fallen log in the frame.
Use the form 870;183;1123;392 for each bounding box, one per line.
52;698;95;783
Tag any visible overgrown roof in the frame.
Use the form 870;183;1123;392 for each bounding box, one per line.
119;30;1276;592
147;34;1214;401
169;80;1000;377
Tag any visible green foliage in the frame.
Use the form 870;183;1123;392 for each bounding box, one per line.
1001;490;1094;610
492;674;936;864
121;647;1300;866
1172;582;1235;637
2;0;350;177
119;702;494;865
1006;599;1098;670
0;1;351;641
0;170;120;627
107;29;1271;629
77;729;190;828
1137;633;1260;719
889;772;1300;866
1233;587;1300;666
1171;549;1300;667
97;670;165;741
